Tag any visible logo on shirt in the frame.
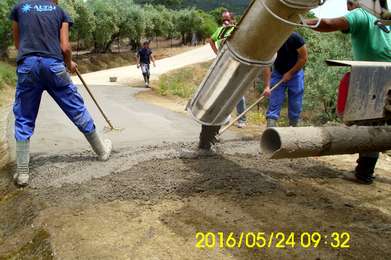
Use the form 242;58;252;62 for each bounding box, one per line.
21;4;56;14
21;4;32;13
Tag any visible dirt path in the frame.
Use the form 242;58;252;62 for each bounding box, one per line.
1;47;391;259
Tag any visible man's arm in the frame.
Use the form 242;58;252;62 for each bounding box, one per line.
282;45;308;82
151;53;156;67
208;38;219;55
136;52;140;68
306;17;350;32
12;21;20;50
60;22;77;73
262;67;272;97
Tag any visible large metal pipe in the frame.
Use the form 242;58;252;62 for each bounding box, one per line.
261;126;391;159
187;0;324;126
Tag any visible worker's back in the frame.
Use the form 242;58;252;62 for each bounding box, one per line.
10;0;73;63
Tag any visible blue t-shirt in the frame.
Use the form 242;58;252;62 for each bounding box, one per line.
10;0;73;63
274;32;305;75
138;48;152;64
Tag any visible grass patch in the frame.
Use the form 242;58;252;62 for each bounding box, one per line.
0;62;16;108
0;62;16;87
158;62;211;98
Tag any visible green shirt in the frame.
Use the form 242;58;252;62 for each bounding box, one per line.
345;8;391;62
211;25;235;49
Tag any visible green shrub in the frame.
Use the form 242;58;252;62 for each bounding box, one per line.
0;62;16;88
298;29;352;124
158;62;209;98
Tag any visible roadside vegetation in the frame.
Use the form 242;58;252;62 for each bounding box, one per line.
158;62;210;98
0;62;15;107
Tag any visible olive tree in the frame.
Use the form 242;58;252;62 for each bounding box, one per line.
0;0;17;58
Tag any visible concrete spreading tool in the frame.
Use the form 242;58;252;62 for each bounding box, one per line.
218;80;284;136
75;69;120;132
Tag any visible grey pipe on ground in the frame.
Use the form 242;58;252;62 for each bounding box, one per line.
261;126;391;159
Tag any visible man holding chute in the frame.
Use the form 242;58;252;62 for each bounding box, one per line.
306;0;391;184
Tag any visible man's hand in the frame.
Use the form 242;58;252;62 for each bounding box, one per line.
67;61;78;74
282;72;293;82
305;17;349;32
263;86;272;97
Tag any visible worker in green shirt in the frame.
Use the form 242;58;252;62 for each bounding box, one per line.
306;0;391;184
209;11;247;129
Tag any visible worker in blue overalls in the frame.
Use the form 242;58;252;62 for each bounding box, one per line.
10;0;112;187
262;32;308;128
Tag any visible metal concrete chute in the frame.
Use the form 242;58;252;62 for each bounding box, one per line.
261;126;391;159
187;0;325;126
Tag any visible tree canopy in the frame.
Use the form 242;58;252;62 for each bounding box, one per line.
0;0;219;56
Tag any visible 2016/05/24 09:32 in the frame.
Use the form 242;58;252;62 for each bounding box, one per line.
195;232;351;250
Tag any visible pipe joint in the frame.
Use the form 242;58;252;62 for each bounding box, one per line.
281;0;326;9
226;42;276;67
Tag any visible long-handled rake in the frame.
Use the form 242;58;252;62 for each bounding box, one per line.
218;80;284;136
75;69;121;132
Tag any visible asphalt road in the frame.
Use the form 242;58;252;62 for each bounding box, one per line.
21;46;220;155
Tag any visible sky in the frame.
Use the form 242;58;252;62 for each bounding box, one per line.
313;0;349;18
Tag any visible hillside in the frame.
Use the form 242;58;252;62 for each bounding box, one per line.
135;0;250;13
182;0;249;12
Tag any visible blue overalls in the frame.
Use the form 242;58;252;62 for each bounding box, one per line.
266;69;305;122
14;56;95;141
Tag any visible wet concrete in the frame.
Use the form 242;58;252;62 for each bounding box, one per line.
1;140;391;259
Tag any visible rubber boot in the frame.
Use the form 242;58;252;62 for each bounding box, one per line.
199;125;221;150
289;120;299;127
15;140;30;187
85;131;112;161
267;118;277;128
355;156;378;184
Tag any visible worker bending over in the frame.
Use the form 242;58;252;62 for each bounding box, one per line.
10;0;112;187
262;32;308;127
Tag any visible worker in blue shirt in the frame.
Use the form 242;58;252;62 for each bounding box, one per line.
10;0;112;187
137;41;156;88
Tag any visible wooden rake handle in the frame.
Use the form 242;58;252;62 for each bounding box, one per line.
75;69;115;130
